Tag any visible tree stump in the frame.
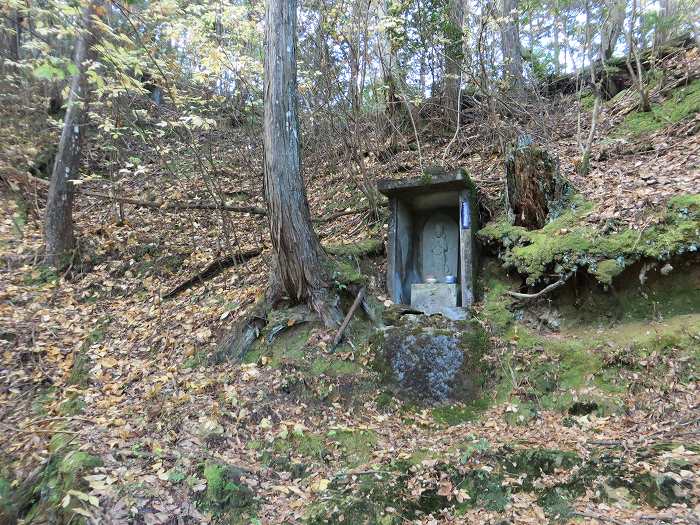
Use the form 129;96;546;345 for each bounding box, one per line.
505;140;569;230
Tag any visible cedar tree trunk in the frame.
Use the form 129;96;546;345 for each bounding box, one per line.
44;0;102;267
263;0;342;327
501;0;524;95
444;0;464;124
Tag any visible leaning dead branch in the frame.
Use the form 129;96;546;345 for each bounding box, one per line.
163;247;263;298
506;272;573;302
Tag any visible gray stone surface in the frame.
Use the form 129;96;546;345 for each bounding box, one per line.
389;332;463;402
380;168;478;309
375;316;486;403
411;283;458;312
421;213;459;281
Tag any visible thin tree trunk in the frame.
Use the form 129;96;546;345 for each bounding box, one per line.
626;0;651;112
44;0;103;267
553;6;561;75
444;0;464;124
263;0;342;327
600;0;626;61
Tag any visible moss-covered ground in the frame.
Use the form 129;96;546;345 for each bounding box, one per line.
2;60;699;525
479;194;700;286
614;79;700;136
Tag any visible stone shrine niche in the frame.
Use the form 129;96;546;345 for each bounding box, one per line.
378;169;478;317
421;213;459;281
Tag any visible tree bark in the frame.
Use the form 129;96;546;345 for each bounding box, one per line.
44;0;102;267
654;0;677;48
444;0;464;124
263;0;342;327
600;0;626;61
506;142;568;229
500;0;524;95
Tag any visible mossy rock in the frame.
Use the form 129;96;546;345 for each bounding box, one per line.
202;461;254;511
478;193;700;287
324;238;383;257
373;317;488;404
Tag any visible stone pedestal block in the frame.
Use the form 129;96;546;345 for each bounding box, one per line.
411;283;458;315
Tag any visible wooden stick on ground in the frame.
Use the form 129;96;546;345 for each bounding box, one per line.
506;273;573;302
332;287;366;349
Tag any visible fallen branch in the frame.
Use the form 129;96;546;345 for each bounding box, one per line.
163;247;263;298
332;286;366;349
573;512;626;525
7;171;375;223
506;273;573;301
81;189;268;215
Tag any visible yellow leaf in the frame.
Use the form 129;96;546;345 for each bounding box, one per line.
310;478;330;493
100;357;117;368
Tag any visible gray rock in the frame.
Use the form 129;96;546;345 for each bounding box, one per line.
375;316;486;403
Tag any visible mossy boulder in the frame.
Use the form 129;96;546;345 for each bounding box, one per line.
479;194;700;287
202;461;254;511
373;316;488;404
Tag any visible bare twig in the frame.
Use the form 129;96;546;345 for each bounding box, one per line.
573;511;627;525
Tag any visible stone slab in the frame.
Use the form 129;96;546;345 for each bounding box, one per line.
411;283;458;312
378;168;473;196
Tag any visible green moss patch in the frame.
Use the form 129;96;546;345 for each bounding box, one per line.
2;439;103;523
324;238;383;257
432;397;491;425
479;194;700;286
202;461;254;511
305;460;506;524
614;80;700;136
328;429;378;467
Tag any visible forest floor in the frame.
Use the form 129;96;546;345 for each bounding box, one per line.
1;49;700;524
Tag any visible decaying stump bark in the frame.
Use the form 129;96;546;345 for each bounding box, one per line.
505;140;569;230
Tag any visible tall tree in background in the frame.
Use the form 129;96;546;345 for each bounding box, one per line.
600;0;626;60
501;0;524;95
551;0;562;75
444;0;464;124
44;0;103;267
626;0;651;112
263;0;342;326
654;0;677;48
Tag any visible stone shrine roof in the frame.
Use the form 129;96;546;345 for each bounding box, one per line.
377;168;473;196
